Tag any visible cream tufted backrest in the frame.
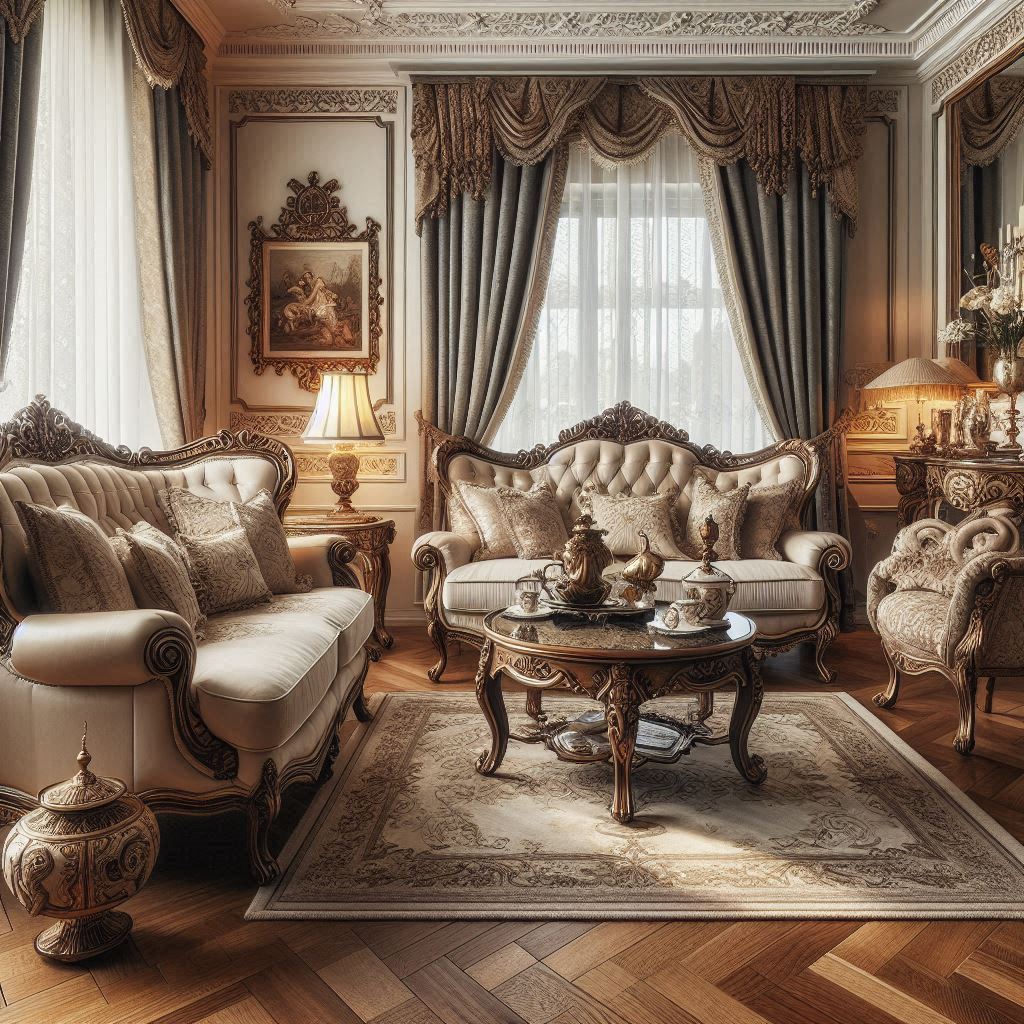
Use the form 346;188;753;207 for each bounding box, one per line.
443;438;811;528
0;455;281;616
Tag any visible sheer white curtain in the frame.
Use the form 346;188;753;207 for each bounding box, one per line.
0;0;160;448
492;135;771;454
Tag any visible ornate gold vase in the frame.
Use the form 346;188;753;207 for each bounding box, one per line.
2;728;159;962
541;514;614;606
993;355;1024;453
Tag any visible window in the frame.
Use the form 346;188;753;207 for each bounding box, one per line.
0;0;159;448
491;135;771;453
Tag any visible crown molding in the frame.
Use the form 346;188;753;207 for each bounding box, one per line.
173;0;226;53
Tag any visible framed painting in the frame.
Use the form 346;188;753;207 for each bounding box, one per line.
247;172;383;391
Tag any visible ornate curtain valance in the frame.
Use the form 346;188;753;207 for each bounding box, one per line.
411;76;867;232
0;0;44;43
120;0;211;163
961;77;1024;168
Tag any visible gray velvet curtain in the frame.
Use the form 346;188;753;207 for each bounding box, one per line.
719;160;854;623
0;12;42;381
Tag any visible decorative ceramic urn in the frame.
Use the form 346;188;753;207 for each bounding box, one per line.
664;516;736;627
541;513;614;606
2;726;159;962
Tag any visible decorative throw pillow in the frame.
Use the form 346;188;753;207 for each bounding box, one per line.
499;484;569;559
178;528;272;615
454;480;518;560
159;486;308;595
15;502;136;614
682;473;750;561
579;487;687;559
230;490;311;595
446;488;480;544
741;478;804;561
111;522;205;633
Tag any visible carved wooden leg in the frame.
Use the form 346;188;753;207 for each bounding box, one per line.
247;759;281;885
475;641;508;775
984;676;996;714
318;732;341;784
730;651;767;785
526;688;543;722
353;686;374;722
873;645;902;709
953;664;978;756
605;664;641;824
426;617;450;683
813;623;839;684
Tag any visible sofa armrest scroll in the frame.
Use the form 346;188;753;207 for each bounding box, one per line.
11;609;238;781
412;531;475;573
287;534;360;589
778;530;851;573
943;553;1024;666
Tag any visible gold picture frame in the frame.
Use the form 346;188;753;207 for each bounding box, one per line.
246;171;383;391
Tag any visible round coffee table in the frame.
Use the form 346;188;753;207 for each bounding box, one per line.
475;608;765;823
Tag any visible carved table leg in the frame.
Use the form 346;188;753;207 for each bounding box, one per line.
729;650;767;785
359;537;394;649
475;641;508;775
873;646;901;709
605;664;641;824
526;688;543;722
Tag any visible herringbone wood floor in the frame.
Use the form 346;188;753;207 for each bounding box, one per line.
3;627;1024;1024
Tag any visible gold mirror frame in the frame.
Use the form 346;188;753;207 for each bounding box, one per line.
246;171;384;392
944;38;1024;324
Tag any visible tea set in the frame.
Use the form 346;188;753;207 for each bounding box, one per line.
502;512;736;636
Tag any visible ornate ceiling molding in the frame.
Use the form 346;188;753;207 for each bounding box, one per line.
247;2;888;41
930;4;1024;104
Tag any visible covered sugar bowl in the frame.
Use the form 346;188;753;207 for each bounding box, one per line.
2;726;159;962
663;515;736;628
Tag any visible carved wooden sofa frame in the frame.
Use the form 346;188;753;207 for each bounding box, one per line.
0;398;374;883
414;402;851;684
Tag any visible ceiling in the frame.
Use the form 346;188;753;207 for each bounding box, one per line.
192;1;1010;72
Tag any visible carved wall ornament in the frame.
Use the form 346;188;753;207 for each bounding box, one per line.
931;5;1024;104
866;88;901;115
228;410;312;436
246;171;384;391
228;88;399;115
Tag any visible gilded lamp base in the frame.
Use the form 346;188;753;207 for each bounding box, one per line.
327;444;376;522
35;910;133;963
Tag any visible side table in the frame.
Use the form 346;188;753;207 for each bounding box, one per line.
285;513;396;650
894;453;1024;527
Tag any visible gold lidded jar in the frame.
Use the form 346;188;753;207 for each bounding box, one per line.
2;725;159;962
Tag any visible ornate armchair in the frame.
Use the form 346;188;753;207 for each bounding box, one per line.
868;507;1024;754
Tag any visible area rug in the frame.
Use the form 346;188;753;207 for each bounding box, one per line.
247;693;1024;920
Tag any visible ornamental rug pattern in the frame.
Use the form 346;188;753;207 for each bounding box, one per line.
248;693;1024;920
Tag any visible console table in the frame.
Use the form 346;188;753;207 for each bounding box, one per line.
284;513;396;650
894;454;1024;527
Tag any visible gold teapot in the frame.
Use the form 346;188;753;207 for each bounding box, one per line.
620;531;665;605
540;514;614;606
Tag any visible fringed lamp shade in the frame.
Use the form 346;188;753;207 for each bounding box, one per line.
863;358;963;403
935;357;983;387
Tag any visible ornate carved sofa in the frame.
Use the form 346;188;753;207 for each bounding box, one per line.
413;403;851;682
868;506;1024;755
0;398;374;882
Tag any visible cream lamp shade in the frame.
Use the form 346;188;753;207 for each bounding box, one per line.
303;373;383;520
862;358;962;403
302;373;384;443
934;356;983;386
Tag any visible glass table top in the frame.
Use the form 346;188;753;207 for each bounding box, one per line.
484;606;756;659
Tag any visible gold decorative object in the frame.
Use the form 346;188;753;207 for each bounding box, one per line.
540;513;614;607
619;531;665;605
303;372;385;522
247;171;384;391
863;358;963;452
2;726;159;963
664;516;737;628
993;354;1024;453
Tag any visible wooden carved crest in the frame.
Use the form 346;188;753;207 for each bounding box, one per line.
246;171;384;391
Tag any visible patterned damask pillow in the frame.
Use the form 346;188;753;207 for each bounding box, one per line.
498;484;569;559
682;473;750;561
111;522;205;633
579;487;687;558
740;478;804;561
15;502;136;614
454;480;519;560
178;528;273;615
159;486;307;595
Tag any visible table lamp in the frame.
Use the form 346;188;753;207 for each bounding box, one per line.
863;358;962;452
302;372;384;521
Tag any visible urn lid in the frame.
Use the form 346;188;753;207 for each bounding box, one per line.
38;725;126;812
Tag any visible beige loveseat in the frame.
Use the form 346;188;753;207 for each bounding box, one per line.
414;402;850;682
0;398;374;882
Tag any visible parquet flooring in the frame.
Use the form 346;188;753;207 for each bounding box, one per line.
2;627;1024;1024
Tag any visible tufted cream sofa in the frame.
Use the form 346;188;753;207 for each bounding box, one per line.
0;398;375;882
413;403;851;683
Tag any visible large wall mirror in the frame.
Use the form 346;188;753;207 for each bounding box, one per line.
946;41;1024;379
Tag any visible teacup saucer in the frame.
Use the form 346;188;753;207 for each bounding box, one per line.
648;616;728;637
502;604;554;621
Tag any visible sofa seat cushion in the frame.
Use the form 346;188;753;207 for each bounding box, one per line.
875;591;948;657
193;587;373;751
442;558;824;615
